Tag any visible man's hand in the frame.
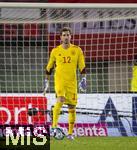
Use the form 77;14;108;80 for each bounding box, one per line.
43;79;49;95
79;77;86;92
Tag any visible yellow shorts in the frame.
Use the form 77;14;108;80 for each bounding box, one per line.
55;83;77;106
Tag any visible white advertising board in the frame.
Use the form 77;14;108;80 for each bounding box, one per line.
1;93;137;136
47;93;137;136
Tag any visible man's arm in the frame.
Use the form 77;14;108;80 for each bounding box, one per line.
46;49;55;75
44;49;55;94
78;48;86;92
78;48;86;73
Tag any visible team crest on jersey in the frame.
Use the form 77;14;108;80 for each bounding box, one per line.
71;50;75;55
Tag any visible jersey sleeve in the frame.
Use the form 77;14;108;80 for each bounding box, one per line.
46;49;56;75
78;48;86;74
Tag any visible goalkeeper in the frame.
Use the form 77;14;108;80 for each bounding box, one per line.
44;27;86;140
131;55;137;92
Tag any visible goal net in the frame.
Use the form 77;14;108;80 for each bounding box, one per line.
0;3;137;137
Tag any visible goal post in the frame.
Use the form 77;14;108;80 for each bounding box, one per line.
0;3;137;137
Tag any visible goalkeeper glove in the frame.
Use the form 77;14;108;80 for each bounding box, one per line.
43;79;49;95
79;77;86;92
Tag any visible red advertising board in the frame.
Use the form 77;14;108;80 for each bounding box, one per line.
48;33;137;62
23;24;40;38
0;96;47;125
0;23;41;40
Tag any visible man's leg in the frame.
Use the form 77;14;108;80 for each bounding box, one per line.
68;105;76;136
52;96;65;128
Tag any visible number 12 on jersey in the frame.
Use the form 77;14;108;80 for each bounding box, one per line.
63;56;71;63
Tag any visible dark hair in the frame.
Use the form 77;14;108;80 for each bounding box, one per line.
60;27;71;35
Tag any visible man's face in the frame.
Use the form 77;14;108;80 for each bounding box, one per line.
60;31;71;44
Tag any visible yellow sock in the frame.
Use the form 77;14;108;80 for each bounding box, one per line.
52;101;63;128
68;108;76;135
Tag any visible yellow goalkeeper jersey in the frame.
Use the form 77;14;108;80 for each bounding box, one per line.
131;65;137;92
46;44;85;84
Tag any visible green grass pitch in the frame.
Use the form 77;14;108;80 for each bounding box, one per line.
50;137;137;150
1;136;137;150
